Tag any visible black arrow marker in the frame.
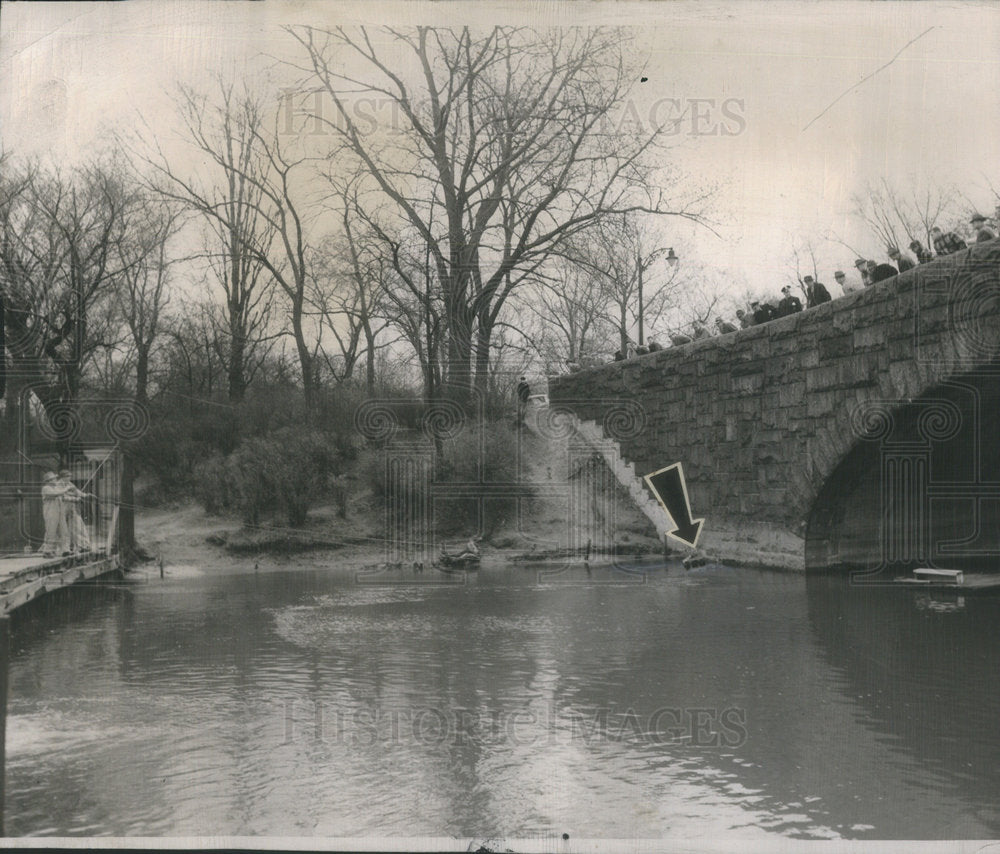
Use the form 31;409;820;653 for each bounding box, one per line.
643;463;704;548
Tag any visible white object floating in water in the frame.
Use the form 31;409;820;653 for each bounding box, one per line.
913;567;963;585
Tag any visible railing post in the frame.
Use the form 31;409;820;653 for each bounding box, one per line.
0;615;10;836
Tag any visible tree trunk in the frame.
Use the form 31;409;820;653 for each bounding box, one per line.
362;318;376;396
135;348;149;406
473;318;491;400
445;296;473;403
227;326;247;403
291;299;314;410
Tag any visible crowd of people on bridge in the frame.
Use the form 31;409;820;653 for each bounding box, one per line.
602;209;998;362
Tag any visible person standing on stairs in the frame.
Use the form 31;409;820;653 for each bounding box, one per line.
516;376;531;425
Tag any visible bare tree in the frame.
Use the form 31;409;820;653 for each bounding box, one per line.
112;198;182;404
0;158;136;430
566;215;683;354
310;238;365;386
311;178;394;395
853;179;963;256
200;205;278;403
289;25;705;401
160;305;228;405
134;80;317;405
518;255;612;368
374;223;448;403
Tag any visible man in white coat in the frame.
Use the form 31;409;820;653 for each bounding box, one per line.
58;469;94;553
39;471;69;557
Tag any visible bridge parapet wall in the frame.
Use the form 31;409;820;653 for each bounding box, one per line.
548;242;1000;568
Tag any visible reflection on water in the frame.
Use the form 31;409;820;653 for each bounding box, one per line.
4;563;1000;838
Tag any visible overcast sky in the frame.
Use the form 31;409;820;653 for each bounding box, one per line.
1;0;998;301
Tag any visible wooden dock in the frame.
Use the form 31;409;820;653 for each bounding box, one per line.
0;551;121;613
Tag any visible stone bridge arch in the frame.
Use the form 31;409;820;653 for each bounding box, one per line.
548;242;1000;571
806;369;1000;573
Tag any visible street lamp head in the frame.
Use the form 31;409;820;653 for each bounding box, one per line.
666;247;679;268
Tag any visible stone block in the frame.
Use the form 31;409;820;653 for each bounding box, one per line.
751;337;772;359
887;360;918;397
818;336;854;359
771;408;791;430
853;326;885;349
778;382;805;407
916;304;949;334
806;391;837;417
732;372;764;393
805;366;840;391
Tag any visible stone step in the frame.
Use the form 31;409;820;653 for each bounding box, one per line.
534;407;672;535
570;414;672;535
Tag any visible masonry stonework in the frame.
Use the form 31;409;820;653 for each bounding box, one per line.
548;242;1000;571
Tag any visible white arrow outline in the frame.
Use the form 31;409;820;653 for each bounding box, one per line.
643;461;705;548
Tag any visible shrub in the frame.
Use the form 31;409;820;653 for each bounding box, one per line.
194;428;343;527
367;420;532;537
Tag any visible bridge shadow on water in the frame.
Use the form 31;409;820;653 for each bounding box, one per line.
807;369;1000;575
804;572;1000;835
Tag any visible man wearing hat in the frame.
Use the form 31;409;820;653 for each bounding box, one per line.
803;276;831;308
931;226;967;257
868;258;899;285
854;258;872;287
776;285;803;317
834;270;859;294
751;300;777;325
887;247;915;273
971;214;996;243
38;471;70;557
908;240;934;265
58;469;93;553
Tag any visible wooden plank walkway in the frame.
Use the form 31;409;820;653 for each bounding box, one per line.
0;551;120;613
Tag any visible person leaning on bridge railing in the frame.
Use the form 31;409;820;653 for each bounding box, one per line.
887;246;916;273
777;286;803;317
854;258;874;286
803;277;831;308
867;259;899;284
931;226;967;256
834;270;861;294
971;213;996;243
750;300;778;324
908;240;934;265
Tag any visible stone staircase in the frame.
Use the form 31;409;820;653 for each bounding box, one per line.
527;399;674;540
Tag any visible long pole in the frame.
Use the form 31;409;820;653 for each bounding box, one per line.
637;252;644;347
0;615;9;836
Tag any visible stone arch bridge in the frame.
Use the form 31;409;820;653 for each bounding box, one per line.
547;242;1000;572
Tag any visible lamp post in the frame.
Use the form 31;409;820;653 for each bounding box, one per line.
636;247;679;346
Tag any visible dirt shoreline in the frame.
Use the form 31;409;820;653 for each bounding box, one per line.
134;502;805;579
132;502;672;578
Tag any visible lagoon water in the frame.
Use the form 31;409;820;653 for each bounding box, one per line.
6;561;1000;839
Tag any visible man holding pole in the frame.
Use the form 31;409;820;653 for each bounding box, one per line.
58;469;95;554
39;472;69;557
